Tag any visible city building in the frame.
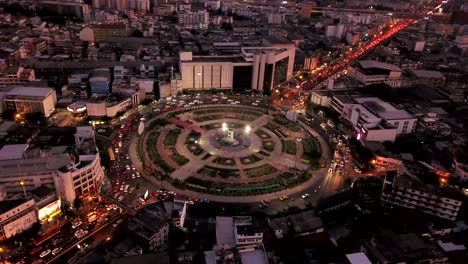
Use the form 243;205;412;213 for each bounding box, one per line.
80;24;128;44
86;90;138;117
122;202;170;252
0;199;37;240
361;230;448;263
216;216;263;248
405;69;446;88
0;66;36;88
0;127;105;205
3;87;57;118
347;60;403;88
298;2;317;19
382;172;463;221
177;10;209;30
179;40;295;94
39;0;91;20
330;95;416;142
89;68;111;95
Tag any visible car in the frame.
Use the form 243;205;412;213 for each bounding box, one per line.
259;203;269;209
120;185;124;191
111;204;118;210
279;196;288;201
131;174;135;179
301;193;310;199
251;103;258;106
113;187;118;193
200;198;210;203
31;247;42;255
52;247;62;255
261;199;271;204
72;220;82;229
39;249;51;258
128;187;135;194
118;195;124;201
136;172;140;178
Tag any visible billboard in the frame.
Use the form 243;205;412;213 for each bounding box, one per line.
38;199;61;221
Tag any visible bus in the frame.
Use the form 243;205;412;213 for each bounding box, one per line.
108;148;115;161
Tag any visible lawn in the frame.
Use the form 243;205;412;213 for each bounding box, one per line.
146;131;174;173
240;154;263;165
262;141;275;152
255;129;271;139
245;164;278;177
171;154;190;165
285;140;297;155
163;129;182;148
301;137;322;163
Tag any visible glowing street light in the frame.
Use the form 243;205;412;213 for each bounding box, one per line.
245;125;251;134
19;180;27;198
222;122;227;131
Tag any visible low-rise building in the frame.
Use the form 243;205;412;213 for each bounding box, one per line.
122;202;170;252
0;199;37;240
0;127;105;205
405;69;446;88
347;60;402;87
4;86;57;117
382;172;463;221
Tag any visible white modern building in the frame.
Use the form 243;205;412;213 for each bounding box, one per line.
0;199;37;240
179;43;295;94
330;95;416;142
382;172;463;221
0;127;105;205
3;87;57;117
347;60;402;87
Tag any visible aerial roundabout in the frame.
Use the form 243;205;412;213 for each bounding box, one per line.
134;104;330;200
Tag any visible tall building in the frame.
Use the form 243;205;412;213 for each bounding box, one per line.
129;0;150;11
177;10;209;30
39;0;91;20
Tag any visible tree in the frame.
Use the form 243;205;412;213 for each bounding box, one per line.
24;112;46;126
1;110;14;120
220;23;233;31
131;29;143;37
73;198;82;209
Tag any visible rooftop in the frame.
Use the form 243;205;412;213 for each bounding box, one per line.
0;144;28;160
216;216;235;247
6;86;53;99
0;199;30;215
346;252;372;264
240;247;268;264
31;185;55;200
354;97;414;120
407;69;445;79
358;60;401;72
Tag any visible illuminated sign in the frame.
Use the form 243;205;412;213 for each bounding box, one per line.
38;199;61;221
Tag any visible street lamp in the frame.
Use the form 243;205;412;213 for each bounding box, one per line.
19;181;27;198
295;138;302;170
